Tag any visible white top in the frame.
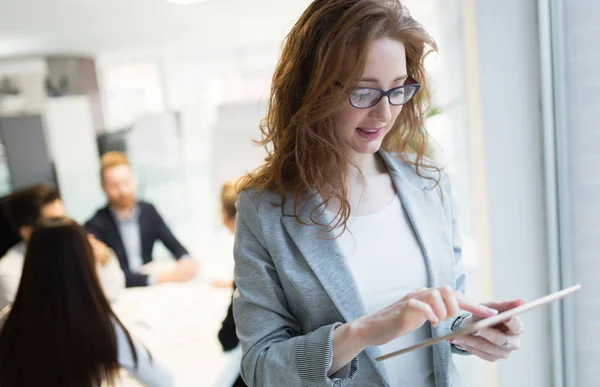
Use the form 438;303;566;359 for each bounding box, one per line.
0;242;125;310
337;195;435;387
0;307;173;387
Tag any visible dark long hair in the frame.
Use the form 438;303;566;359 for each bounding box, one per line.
0;217;139;387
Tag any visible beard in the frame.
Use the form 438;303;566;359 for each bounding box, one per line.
110;194;136;210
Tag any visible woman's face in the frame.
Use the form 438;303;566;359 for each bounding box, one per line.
335;38;408;157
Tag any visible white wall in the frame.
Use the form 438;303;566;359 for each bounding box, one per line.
474;1;551;387
44;96;105;223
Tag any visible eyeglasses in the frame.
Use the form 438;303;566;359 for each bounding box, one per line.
344;78;421;109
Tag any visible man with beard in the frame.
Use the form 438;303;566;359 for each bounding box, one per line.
86;152;197;288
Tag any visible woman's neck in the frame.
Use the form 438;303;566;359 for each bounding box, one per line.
347;150;385;179
338;149;396;217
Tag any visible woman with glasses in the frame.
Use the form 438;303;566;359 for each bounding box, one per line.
0;217;172;387
233;0;525;386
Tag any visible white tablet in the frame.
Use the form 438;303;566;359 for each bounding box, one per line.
376;284;581;361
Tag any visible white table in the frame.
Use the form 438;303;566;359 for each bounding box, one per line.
112;281;242;387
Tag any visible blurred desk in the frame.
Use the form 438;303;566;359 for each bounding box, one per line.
112;280;241;387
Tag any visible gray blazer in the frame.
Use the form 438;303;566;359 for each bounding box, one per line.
233;150;466;387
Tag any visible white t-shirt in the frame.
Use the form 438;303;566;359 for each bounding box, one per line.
337;195;435;387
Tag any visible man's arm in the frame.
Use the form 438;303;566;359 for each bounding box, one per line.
85;217;150;288
124;271;151;288
149;204;189;259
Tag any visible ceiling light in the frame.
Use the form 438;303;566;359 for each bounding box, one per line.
165;0;211;4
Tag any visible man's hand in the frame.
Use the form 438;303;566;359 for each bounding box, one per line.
211;279;234;289
158;259;198;283
88;234;110;266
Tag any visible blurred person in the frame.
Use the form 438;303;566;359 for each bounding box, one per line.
86;151;197;288
0;217;173;387
211;180;238;290
0;184;124;310
0;195;21;257
232;0;525;386
216;180;246;387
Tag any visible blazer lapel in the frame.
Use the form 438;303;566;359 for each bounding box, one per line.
281;193;391;386
280;194;365;326
378;151;445;288
136;204;151;264
103;207;130;270
379;150;453;387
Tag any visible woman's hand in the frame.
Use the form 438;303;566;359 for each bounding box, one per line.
330;286;498;376
352;286;499;348
450;299;525;361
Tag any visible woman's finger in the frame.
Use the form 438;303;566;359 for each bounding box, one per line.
473;327;508;347
426;289;448;321
454;343;499;362
456;293;498;317
404;287;429;300
473;328;521;350
502;316;525;335
406;298;439;326
439;285;460;318
453;335;511;359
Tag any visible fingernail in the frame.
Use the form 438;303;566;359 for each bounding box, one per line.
473;330;480;336
448;339;455;343
488;308;498;315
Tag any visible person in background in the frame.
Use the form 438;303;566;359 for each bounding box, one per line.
211;180;238;290
0;195;21;257
86;151;197;288
0;184;124;310
0;217;173;387
216;180;246;387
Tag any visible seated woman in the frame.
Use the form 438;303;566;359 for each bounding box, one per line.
0;217;173;387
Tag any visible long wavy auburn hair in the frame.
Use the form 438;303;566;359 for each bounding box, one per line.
240;0;440;233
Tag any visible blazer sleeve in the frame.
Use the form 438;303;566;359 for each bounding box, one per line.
84;217;103;241
233;191;359;387
124;272;150;288
149;204;189;259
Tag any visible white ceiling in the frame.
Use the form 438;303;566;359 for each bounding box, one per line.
0;0;313;58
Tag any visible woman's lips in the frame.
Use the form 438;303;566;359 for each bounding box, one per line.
356;127;384;139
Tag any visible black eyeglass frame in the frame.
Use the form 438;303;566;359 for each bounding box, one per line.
338;77;421;109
